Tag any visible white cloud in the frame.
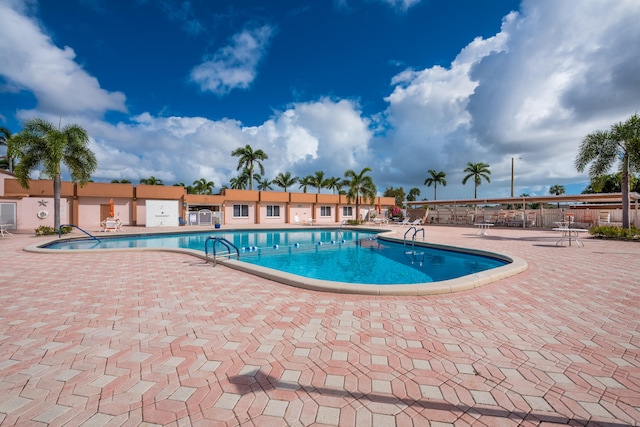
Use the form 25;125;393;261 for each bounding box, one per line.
0;0;127;117
86;98;372;188
190;25;275;96
379;0;640;199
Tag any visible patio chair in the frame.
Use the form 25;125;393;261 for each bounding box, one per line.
495;210;507;226
525;211;537;227
564;213;575;225
597;211;610;226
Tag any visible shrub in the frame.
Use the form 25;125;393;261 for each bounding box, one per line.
35;225;72;236
589;225;640;241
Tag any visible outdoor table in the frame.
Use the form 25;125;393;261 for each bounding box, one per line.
474;222;494;236
553;227;588;247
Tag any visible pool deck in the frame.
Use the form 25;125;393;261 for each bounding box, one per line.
0;224;639;426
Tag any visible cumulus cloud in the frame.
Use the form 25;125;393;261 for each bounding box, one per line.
190;25;275;96
0;0;127;117
379;0;640;198
86;98;373;188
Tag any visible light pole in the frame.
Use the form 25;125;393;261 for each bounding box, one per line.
510;157;521;198
511;157;515;198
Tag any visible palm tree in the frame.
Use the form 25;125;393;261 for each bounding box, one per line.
0;127;15;172
325;176;342;194
298;175;313;193
111;179;132;184
462;162;491;199
576;114;640;228
230;169;251;190
9;118;97;229
192;178;214;195
273;172;298;192
424;170;447;200
174;182;195;194
231;144;268;190
407;187;421;202
583;174;623;194
343;167;377;222
256;176;273;191
307;171;328;194
140;176;163;185
549;184;565;208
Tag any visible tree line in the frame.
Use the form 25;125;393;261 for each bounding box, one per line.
1;114;639;228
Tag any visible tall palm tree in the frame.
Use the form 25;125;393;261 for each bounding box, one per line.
549;184;565;208
231;144;268;190
273;171;298;192
140;176;163;185
307;170;328;194
424;169;447;200
576;114;640;228
462;162;491;199
192;178;214;195
298;175;313;193
343;167;377;222
0;126;15;172
9;118;97;229
325;176;342;194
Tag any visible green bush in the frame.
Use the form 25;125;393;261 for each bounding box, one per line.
589;225;640;240
35;225;72;236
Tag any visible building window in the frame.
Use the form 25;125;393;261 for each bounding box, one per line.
342;206;353;217
266;205;280;217
233;204;249;217
320;206;331;217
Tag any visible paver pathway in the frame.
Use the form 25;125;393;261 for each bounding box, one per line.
0;225;638;426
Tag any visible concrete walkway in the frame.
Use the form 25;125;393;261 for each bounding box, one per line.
0;225;638;426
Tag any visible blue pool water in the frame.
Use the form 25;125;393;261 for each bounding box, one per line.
43;229;508;285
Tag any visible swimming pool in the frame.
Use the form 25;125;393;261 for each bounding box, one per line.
38;228;526;295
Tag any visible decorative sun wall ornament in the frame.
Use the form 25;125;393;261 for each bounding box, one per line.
38;200;48;206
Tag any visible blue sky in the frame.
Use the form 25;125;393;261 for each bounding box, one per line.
1;0;639;200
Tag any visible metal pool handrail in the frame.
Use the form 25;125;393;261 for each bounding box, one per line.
205;236;240;265
59;224;100;241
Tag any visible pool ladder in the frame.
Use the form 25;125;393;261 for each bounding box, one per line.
336;219;347;240
403;226;424;247
205;236;240;266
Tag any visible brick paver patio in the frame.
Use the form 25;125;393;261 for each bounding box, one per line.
0;225;638;426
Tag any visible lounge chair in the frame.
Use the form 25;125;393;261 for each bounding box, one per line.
397;217;411;226
306;217;315;225
101;217;122;232
409;219;423;226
